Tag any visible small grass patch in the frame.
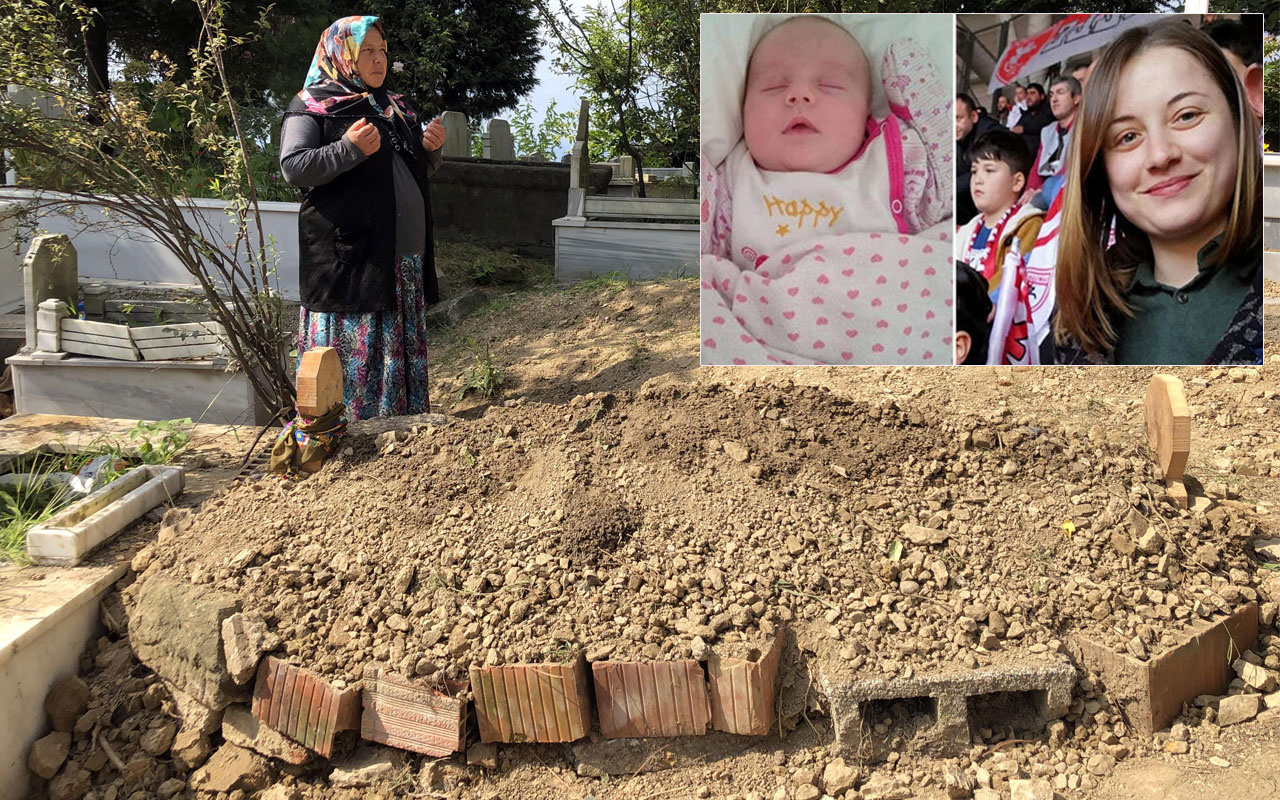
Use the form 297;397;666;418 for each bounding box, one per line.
0;419;192;564
570;271;632;294
434;240;554;288
627;339;651;367
456;338;505;402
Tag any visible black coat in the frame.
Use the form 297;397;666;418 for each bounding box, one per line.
1016;102;1056;156
285;103;439;312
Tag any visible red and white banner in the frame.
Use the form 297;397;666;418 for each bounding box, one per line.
988;14;1153;94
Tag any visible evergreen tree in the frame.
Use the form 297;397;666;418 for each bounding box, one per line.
364;0;542;121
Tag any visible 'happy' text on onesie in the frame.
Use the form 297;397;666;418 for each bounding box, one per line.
762;194;846;236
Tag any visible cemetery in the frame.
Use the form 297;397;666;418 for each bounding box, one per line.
0;6;1276;800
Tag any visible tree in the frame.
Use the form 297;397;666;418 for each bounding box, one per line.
364;0;542;122
54;0;541;138
535;0;652;192
2;0;297;421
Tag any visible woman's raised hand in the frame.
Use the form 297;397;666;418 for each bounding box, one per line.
345;118;381;156
422;118;446;151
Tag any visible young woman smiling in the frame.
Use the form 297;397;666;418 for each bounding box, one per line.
1054;21;1262;365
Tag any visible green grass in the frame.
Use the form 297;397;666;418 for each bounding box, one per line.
0;450;125;564
456;338;505;402
570;271;632;293
434;239;554;287
0;419;192;564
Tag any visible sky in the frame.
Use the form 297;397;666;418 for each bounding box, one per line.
512;2;592;159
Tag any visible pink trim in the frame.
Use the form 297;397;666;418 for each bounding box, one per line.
882;115;909;235
826;117;884;175
887;101;913;123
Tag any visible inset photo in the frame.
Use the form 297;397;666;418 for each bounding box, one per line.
955;13;1264;365
699;14;954;366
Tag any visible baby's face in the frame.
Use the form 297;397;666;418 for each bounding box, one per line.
743;18;871;173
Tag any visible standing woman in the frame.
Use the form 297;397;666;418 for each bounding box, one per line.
280;16;446;419
1054;21;1262;365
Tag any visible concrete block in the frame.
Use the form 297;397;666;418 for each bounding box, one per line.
1233;659;1277;692
360;666;466;756
329;746;403;788
592;660;711;738
36;308;64;334
129;576;247;711
188;744;272;794
707;630;785;736
251;656;361;758
0;202;30;315
1009;778;1054;800
222;613;271;686
7;353;268;426
470;656;592;743
552;219;698;282
815;653;1074;761
27;465;185;566
1072;602;1258;735
35;331;59;353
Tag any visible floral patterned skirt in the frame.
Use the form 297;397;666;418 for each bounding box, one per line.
298;254;430;421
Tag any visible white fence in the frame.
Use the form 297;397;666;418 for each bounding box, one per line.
0;188;303;300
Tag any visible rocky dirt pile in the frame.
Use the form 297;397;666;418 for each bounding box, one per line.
136;378;1278;691
24;588;1279;800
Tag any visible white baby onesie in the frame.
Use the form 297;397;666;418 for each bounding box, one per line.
722;123;899;270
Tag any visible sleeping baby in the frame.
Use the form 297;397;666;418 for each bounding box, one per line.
722;15;950;270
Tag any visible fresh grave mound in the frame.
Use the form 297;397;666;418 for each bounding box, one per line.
142;378;1274;691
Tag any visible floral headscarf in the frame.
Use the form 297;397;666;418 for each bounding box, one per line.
295;16;418;130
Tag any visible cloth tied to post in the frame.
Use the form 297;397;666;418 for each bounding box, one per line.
269;403;347;475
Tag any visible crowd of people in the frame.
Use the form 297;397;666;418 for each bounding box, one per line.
954;16;1265;367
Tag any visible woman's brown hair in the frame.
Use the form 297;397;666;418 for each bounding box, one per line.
1053;20;1261;355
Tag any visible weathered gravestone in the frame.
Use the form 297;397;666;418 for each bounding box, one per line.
22;234;77;351
440;111;470;158
566;99;591;217
483;118;514;161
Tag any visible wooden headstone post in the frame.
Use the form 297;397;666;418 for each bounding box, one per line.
296;347;342;418
1144;373;1191;508
294;347;343;474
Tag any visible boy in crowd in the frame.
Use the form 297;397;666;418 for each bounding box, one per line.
956;92;1003;224
955;130;1044;364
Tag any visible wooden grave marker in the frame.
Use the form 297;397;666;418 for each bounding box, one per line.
296;347;342;418
1144;373;1191;508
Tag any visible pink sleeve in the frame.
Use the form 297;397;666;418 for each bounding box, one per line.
881;39;953;232
700;154;733;259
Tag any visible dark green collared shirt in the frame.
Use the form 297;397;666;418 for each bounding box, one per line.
1113;237;1256;365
